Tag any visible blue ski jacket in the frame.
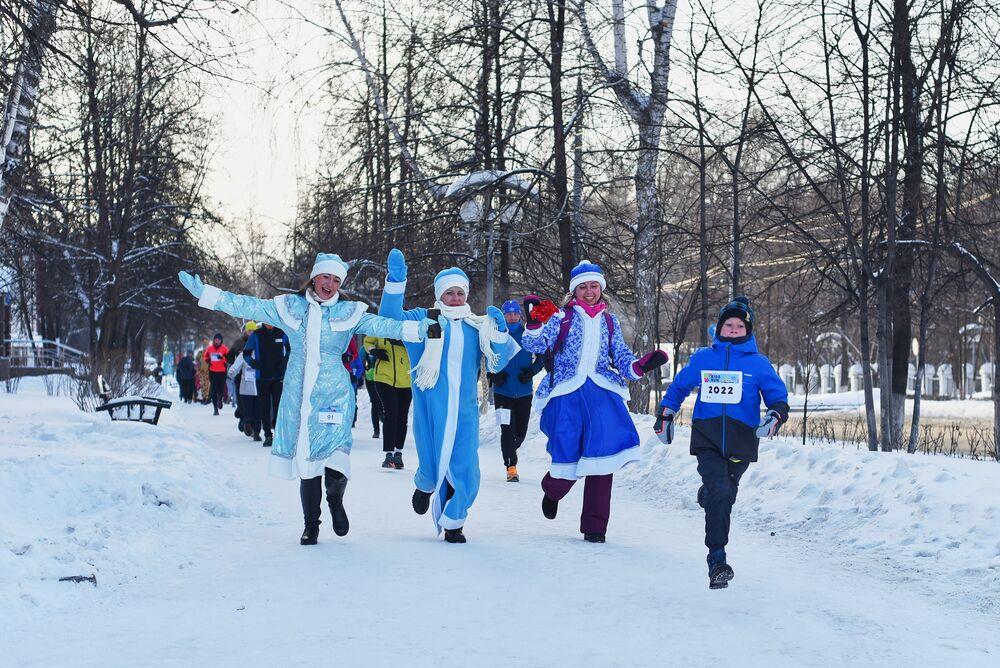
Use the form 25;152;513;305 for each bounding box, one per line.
492;323;544;399
660;335;789;461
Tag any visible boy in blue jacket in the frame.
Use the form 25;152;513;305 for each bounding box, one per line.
655;297;789;589
488;300;544;482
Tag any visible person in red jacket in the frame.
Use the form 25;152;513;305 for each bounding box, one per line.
204;333;229;415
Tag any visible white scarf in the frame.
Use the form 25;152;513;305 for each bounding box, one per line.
412;301;499;390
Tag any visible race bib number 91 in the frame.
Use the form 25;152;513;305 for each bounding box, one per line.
700;370;743;404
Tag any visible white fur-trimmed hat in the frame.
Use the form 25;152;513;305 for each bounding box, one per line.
568;260;606;293
310;253;349;283
434;267;470;301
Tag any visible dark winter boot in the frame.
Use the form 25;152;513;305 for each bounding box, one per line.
299;526;319;546
325;469;350;537
253;433;262;442
583;533;606;543
263;436;272;448
382;453;395;469
300;476;323;544
393;451;404;470
244;423;254;437
709;563;735;589
542;495;558;520
444;528;467;544
412;489;432;515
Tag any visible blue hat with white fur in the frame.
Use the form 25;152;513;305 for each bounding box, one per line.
434;267;470;301
310;253;349;283
568;260;606;293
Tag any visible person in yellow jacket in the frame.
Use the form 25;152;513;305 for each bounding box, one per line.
363;336;412;469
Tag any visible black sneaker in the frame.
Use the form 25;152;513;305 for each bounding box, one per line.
300;526;319;545
542;495;558;520
583;533;606;543
382;453;396;469
412;489;432;515
444;528;466;544
393;451;404;470
709;563;735;589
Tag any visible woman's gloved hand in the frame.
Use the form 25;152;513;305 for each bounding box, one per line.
486;305;507;332
387;248;407;282
632;349;668;377
178;271;205;298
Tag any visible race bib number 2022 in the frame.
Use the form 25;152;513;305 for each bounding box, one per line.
700;370;743;404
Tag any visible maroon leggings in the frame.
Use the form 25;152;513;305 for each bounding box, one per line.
542;472;613;535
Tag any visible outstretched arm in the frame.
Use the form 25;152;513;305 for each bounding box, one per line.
178;271;287;329
519;312;562;354
355;312;425;343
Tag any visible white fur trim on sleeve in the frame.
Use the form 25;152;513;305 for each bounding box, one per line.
273;294;302;330
400;320;420;342
384;280;406;294
198;285;222;309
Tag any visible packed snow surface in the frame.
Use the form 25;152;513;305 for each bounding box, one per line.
2;378;998;666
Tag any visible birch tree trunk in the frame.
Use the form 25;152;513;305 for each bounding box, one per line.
579;0;678;413
0;0;59;230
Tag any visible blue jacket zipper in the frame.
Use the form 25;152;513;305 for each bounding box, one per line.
722;344;731;456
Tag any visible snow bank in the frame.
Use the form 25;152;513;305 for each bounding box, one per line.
0;381;246;610
789;389;995;420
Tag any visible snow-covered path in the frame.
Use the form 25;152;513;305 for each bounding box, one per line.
4;389;997;666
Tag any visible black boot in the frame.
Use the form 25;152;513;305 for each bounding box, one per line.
444;528;466;544
299;476;322;545
412;489;432;515
542;495;558;520
300;526;319;545
325;469;350;537
393;451;404;470
709;563;735;589
583;533;606;543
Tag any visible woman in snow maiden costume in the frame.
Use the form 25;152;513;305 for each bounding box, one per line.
178;254;432;546
378;249;520;544
654;297;789;589
520;261;667;543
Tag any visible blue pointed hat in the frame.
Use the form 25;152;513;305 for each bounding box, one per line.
434;267;470;301
569;260;606;293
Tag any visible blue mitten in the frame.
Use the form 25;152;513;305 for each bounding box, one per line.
486;305;507;332
387;248;407;282
178;271;205;298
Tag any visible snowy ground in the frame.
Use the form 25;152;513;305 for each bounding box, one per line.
2;379;998;666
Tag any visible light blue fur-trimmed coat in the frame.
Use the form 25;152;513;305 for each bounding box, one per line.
378;279;519;532
198;285;421;480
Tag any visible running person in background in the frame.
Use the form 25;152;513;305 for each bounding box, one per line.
363;336;412;470
228;322;262;442
244;323;290;448
654;296;789;589
178;253;433;546
204;334;229;415
488;299;543;482
520;261;667;543
379;249;520;543
175;350;196;403
361;348;383;440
